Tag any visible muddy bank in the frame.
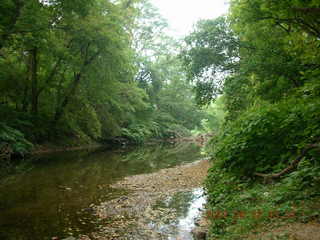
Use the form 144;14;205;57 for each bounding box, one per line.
79;159;210;240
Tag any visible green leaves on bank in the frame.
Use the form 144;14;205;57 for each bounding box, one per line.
0;0;206;154
182;1;320;238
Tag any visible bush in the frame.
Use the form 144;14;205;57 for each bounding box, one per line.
212;97;320;176
0;122;33;156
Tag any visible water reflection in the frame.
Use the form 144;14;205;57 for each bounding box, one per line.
151;188;206;240
171;188;206;240
0;142;201;240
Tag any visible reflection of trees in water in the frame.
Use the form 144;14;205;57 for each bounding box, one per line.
0;143;201;240
151;190;197;237
0;150;122;240
162;191;195;218
0;159;35;184
121;142;201;171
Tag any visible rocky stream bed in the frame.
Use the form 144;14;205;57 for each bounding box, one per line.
75;159;211;240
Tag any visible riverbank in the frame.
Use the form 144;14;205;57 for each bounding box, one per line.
205;165;320;240
75;159;210;240
31;143;103;155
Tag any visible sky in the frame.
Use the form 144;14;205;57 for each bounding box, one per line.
151;0;229;38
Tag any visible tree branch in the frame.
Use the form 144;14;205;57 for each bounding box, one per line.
254;143;320;179
292;8;320;14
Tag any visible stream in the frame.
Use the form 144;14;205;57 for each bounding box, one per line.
0;143;206;240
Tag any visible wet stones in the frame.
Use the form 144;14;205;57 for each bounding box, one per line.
192;228;207;240
63;237;77;240
192;216;209;240
91;159;211;239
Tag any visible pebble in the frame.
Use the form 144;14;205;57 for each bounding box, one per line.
62;237;76;240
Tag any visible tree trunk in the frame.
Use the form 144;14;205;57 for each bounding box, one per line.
52;42;99;124
30;48;39;115
21;83;29;112
53;72;82;123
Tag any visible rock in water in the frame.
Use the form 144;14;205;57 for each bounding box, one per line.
62;237;76;240
192;228;207;240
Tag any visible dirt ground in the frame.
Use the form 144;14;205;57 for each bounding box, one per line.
248;222;320;240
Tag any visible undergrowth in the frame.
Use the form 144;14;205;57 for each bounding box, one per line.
205;96;320;239
205;159;320;239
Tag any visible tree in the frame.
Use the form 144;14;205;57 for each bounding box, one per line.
0;0;206;150
181;16;239;105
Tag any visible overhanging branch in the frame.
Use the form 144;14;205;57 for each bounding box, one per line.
254;143;320;179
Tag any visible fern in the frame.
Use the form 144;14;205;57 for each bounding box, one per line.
0;122;33;155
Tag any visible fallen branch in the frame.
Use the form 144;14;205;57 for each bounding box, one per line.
254;143;320;179
292;8;320;14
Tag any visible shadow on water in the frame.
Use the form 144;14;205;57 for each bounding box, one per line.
0;142;201;240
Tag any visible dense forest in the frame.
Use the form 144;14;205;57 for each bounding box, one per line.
1;0;320;238
0;0;206;156
181;0;320;239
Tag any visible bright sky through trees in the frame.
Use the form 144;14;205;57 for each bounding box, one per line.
152;0;229;37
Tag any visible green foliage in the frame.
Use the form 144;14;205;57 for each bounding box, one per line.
200;96;226;134
0;122;33;155
181;16;239;105
0;0;205;152
207;167;309;239
180;0;320;237
212;97;320;176
181;0;320;177
121;121;160;144
129;2;206;142
206;157;320;239
0;0;142;145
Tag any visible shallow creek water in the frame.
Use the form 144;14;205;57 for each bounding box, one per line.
153;188;206;240
0;143;206;240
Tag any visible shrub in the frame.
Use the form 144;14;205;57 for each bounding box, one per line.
0;122;33;156
212;97;320;176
